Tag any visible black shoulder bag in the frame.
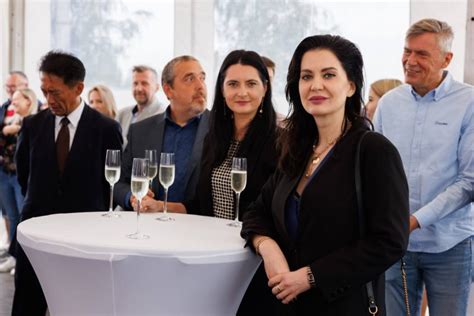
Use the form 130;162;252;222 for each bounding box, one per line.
355;131;411;316
355;131;379;315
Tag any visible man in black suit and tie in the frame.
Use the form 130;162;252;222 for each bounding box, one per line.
114;55;209;212
12;51;123;315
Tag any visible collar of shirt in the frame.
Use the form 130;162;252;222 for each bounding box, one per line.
164;105;202;127
410;71;453;102
54;99;85;147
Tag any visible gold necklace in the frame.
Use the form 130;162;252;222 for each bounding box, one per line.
304;119;351;178
305;139;338;178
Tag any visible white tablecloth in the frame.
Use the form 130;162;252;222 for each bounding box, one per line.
17;212;261;316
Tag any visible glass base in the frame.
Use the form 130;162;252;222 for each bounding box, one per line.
227;221;241;227
126;232;150;240
102;212;121;218
156;214;175;221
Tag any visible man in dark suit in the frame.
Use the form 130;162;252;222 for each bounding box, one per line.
114;55;209;212
12;51;123;315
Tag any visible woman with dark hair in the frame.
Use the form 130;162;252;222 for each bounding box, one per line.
142;50;279;314
241;35;410;314
188;49;279;314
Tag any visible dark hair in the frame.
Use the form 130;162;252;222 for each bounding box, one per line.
208;50;276;166
161;55;198;87
280;35;367;177
261;56;276;74
39;50;85;86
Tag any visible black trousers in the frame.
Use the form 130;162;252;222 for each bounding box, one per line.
12;243;47;316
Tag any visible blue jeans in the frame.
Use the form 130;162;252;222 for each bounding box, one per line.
386;237;472;316
0;169;24;242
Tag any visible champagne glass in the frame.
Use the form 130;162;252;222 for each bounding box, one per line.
127;158;150;239
156;153;175;221
145;149;158;189
228;157;247;227
103;149;121;218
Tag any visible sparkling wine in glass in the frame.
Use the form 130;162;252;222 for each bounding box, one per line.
127;158;150;239
157;153;175;221
145;149;158;189
103;149;121;218
228;157;247;227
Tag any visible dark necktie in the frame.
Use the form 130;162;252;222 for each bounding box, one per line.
56;117;70;174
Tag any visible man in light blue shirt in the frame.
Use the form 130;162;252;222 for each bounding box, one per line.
374;18;473;316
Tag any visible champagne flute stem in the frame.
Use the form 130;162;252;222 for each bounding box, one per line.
136;198;141;235
163;188;168;215
234;192;240;222
109;185;114;213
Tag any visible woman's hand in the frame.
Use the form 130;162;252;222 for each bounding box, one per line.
2;124;21;136
268;267;311;304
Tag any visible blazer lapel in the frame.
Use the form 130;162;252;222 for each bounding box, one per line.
151;115;166;193
181;110;209;190
44;111;59;175
273;173;300;249
62;106;92;176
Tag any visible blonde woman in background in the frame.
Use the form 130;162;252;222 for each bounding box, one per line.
88;84;118;119
0;88;38;273
365;79;402;120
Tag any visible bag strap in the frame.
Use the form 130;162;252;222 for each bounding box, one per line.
355;130;379;315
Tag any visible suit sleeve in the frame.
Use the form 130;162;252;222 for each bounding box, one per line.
15;117;31;196
309;133;410;302
241;170;282;250
114;124;133;210
183;134;212;215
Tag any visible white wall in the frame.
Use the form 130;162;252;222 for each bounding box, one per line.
410;0;468;81
0;0;10;102
464;0;474;84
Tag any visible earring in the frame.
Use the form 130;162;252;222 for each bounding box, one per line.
258;100;264;115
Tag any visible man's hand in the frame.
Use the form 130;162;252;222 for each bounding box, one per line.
140;196;163;212
130;189;155;211
409;215;420;233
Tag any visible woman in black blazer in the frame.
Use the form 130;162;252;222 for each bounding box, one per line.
241;35;410;315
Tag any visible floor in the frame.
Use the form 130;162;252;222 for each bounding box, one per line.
0;218;473;316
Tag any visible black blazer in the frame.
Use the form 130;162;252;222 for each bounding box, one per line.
241;124;409;315
15;105;123;220
114;110;210;209
185;127;278;218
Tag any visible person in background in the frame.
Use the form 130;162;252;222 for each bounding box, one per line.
116;65;165;147
0;88;38;274
261;55;276;84
374;19;473;316
0;71;29;249
365;79;402;120
88;84;118;119
241;34;409;314
261;55;286;125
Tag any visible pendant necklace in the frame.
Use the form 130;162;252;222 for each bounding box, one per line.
305;139;337;178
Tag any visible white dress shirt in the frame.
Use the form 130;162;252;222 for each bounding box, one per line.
54;99;85;149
